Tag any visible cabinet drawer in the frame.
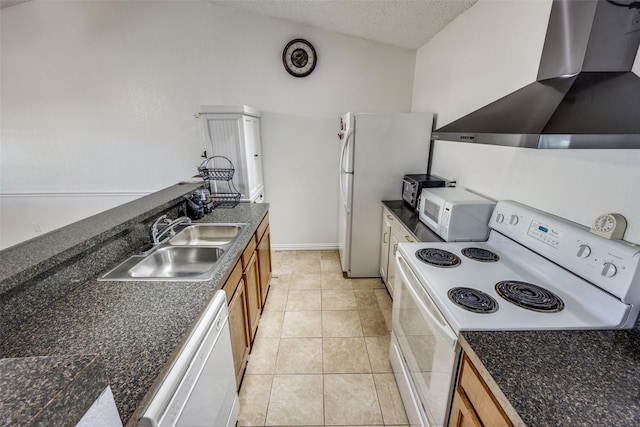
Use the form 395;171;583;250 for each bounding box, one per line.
459;355;512;427
222;260;243;304
242;235;257;269
257;213;269;241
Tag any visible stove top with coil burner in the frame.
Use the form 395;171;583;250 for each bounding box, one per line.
416;248;461;268
395;200;640;332
447;287;498;313
461;247;500;262
495;280;564;313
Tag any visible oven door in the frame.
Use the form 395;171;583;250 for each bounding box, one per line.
391;251;460;427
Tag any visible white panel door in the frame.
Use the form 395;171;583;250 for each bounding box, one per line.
202;114;249;200
242;116;264;201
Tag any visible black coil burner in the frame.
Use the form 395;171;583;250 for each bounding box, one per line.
461;247;500;263
495;281;565;313
447;287;498;313
416;248;461;268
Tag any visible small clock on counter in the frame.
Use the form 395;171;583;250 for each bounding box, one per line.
590;213;627;240
283;38;317;78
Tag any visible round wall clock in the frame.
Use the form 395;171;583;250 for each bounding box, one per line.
282;39;317;78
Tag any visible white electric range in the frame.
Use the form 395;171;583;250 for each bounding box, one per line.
390;200;640;427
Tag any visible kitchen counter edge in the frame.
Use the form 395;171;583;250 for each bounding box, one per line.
381;200;442;242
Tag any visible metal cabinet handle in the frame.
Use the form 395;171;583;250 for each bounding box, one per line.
383;232;389;244
405;236;415;242
386;215;394;220
393;243;399;255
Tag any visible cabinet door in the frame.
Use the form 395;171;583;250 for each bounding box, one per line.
243;251;261;343
228;279;250;388
203;113;258;201
458;355;513;427
257;226;272;308
387;231;400;295
242;116;264;201
449;388;482;427
380;210;393;283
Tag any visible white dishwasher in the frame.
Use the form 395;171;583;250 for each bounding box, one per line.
139;290;239;427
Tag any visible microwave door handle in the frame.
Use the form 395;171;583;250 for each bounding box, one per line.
397;254;458;347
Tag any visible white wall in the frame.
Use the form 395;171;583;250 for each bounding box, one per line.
413;0;640;244
0;1;415;248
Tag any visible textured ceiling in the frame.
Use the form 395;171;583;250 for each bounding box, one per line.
0;0;29;8
210;0;477;49
0;0;477;49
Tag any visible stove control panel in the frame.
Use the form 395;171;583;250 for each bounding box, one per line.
491;201;640;304
527;221;563;248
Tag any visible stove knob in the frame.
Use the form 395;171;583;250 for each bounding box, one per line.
495;213;505;223
509;215;519;225
601;262;617;278
576;244;591;258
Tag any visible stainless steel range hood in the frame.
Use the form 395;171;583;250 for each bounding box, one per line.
432;0;640;149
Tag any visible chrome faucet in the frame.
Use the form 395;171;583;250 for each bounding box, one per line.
150;215;192;244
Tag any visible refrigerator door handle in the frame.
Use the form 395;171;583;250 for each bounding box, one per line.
340;171;352;213
339;128;354;213
339;129;353;173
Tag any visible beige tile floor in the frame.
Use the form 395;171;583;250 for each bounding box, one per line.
237;250;408;427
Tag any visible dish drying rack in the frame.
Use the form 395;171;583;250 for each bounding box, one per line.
197;156;241;208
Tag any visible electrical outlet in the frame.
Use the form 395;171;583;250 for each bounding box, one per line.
626;10;640;34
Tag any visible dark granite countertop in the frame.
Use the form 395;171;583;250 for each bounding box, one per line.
460;330;640;427
0;355;109;426
0;183;201;295
381;200;442;242
0;189;268;425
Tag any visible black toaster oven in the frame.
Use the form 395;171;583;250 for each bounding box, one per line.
402;174;448;209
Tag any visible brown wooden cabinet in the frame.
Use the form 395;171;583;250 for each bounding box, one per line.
228;279;250;387
243;246;261;344
450;354;512;427
221;211;272;386
257;224;272;308
222;260;249;388
450;388;482;427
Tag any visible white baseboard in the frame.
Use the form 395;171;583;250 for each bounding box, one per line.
271;243;338;251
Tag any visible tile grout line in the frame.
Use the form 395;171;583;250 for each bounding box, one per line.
249;250;400;427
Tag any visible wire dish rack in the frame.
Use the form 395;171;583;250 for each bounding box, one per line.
197;156;241;208
198;156;234;181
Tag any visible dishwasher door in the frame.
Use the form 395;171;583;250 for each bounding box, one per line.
139;290;239;427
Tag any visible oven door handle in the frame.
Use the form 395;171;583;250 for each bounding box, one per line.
397;253;458;347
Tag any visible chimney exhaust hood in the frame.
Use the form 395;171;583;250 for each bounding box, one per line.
432;0;640;149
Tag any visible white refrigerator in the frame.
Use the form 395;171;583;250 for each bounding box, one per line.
338;112;434;277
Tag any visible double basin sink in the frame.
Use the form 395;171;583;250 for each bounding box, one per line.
100;223;247;281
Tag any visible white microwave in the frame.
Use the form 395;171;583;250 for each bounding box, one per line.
418;187;495;242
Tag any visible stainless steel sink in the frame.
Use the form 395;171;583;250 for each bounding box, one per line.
101;247;224;281
169;224;245;246
130;246;224;278
99;222;248;282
